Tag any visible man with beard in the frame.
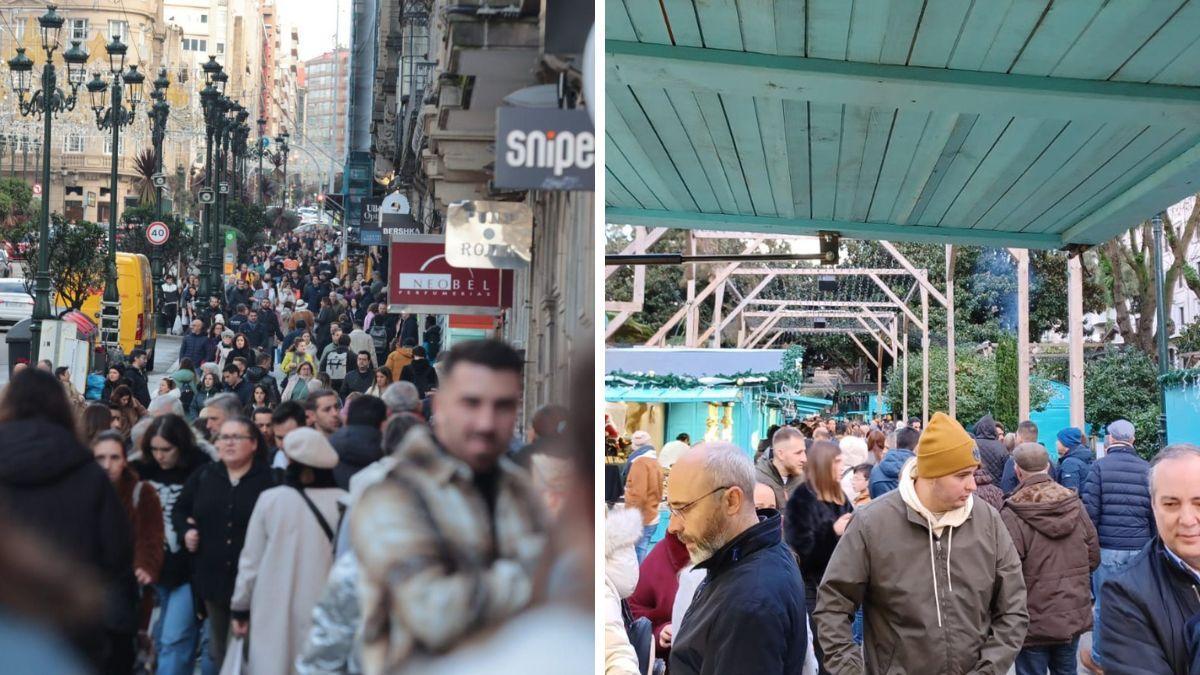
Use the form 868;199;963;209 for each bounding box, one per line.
305;389;342;436
665;442;807;675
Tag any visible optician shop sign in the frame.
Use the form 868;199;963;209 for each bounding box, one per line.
494;107;594;191
387;235;514;315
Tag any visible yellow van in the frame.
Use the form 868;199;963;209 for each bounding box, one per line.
75;252;157;362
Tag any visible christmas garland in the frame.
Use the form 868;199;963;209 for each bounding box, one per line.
605;345;806;390
1160;367;1200;388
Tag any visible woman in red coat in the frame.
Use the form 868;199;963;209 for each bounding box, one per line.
627;531;690;657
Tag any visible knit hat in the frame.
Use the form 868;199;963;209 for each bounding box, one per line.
283;427;339;469
1056;427;1083;449
631;430;652;447
915;412;980;478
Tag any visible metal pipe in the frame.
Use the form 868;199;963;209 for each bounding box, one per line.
605;252;832;266
1152;212;1170;446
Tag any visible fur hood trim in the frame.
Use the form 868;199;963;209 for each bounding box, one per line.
606;506;645;559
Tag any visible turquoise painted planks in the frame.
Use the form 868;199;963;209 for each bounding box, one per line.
808;102;844;219
628;85;722;212
606;168;640;208
722;94;778;215
977;0;1052;73
1150;35;1200;87
833;103;871;221
908;0;974;67
846;0;889;63
666;89;740;210
888;112;960;225
971;121;1103;231
1033;127;1196;234
877;0;924;65
783;100;812;218
993;123;1147;231
947;0;1016;72
868;109;929;221
608;0;639;42
850;108;895;222
738;0;778;55
915;115;1013;226
695;91;756;214
1051;0;1187;80
661;0;704;47
774;0;807;57
693;0;743;51
607;87;699;211
806;0;853;59
901;113;979;224
606;133;669;211
1010;0;1106;76
624;0;674;45
755;97;795;217
1114;0;1200;85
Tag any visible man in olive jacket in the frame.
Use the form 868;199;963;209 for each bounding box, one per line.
815;412;1028;674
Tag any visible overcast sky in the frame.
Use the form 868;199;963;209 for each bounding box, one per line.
277;0;353;62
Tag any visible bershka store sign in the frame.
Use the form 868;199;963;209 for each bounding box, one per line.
387;235;514;315
494;107;594;191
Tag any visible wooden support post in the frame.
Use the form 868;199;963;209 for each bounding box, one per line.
685;233;698;346
1016;249;1031;422
698;273;776;344
946;247;957;420
738;312;746;348
849;333;879;368
922;285;930;424
877;335;883;420
902;314;909;421
646;237;765;346
712;280;725;349
605;310;633;340
1068;254;1085;428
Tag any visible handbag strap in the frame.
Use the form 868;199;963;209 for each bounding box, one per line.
292;486;335;544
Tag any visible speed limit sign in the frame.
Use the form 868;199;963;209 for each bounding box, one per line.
146;221;170;246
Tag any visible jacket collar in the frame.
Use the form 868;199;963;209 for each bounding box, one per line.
695;510;782;578
398;425;517;485
1106;442;1137;455
1014;472;1054;493
1157;537;1200;587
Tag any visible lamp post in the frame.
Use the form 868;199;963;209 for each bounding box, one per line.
86;35;144;359
1153;212;1170;447
209;92;232;294
198;56;223;299
256;116;266;205
6;4;88;363
275;130;290;209
148;68;169;330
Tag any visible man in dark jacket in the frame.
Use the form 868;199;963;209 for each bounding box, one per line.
399;312;419;347
1055;426;1094;493
753;426;806;510
125;349;152;407
225;279;251;312
222;363;253;407
1001;443;1099;674
181;319;211;367
1000;420;1055;494
245;353;281;403
242;309;267;352
329;395;386;490
666;441;807;675
1098;444;1200;674
1080;418;1154;672
339;351;375;398
868;426;919;497
399;346;438;398
973;414;1008;487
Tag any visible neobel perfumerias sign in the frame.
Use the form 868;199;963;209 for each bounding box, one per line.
494;107;594;191
387;235;514;316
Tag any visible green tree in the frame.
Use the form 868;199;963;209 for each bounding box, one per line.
118;205;196;265
1084;348;1160;459
15;216;106;311
993;336;1019;430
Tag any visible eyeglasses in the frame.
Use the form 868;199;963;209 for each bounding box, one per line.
216;434;253;443
668;486;731;521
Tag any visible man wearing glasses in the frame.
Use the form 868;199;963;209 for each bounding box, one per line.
666;442;807;675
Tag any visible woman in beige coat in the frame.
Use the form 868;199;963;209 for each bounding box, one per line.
230;427;346;675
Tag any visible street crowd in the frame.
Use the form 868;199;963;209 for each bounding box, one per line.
606;411;1199;675
0;226;593;674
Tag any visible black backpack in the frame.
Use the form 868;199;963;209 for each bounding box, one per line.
369;323;389;352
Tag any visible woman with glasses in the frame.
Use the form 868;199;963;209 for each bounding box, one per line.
134;414;212;675
173;417;276;674
784;440;854;674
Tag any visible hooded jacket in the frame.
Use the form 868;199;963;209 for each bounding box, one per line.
973;415;1008;488
1056;444;1095;494
973;467;1005;513
814;460;1028;674
867;447;913;498
385;347;414;381
604;507;643;675
400;359;438;398
329;424;383;491
1000;474;1099;645
1080;443;1154;550
624;450;663;526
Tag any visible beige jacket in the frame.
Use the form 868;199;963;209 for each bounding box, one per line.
351;427;547;674
624;452;662;526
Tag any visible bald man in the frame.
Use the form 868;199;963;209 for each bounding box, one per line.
666;442;807;675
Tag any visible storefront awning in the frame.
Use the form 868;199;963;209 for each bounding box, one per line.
605;385;742;403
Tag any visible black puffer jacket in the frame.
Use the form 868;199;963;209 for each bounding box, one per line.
1081;444;1154;550
973;414;1008;486
401;359;439;397
329;424;383;490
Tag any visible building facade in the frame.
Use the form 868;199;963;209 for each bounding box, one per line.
303;48;349;181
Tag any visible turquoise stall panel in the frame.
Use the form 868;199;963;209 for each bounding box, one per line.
666;402;708;446
1166;384;1200;445
1030;380;1070;463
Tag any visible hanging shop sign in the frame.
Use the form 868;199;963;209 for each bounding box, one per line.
357;197;382;245
380;190;421;236
445;200;532;270
494;107;594;191
388;235;514;316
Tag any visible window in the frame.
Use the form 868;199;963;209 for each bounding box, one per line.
108;20;127;43
11;16;24;41
69;18;87;41
217;42;224;53
200;39;207;52
200;13;207;23
104;135;116;155
63;132;83;154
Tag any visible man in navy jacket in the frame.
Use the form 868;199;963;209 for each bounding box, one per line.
1080;419;1155;671
666;442;807;675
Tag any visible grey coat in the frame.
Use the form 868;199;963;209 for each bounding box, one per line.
296;551;362;675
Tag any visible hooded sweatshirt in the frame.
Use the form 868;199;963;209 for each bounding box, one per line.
972;414;1008;486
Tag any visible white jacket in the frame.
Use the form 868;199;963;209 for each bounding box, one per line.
605;507;644;675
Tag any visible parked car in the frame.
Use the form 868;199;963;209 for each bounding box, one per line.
0;278;33;331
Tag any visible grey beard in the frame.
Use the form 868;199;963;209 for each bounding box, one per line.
686;527;733;566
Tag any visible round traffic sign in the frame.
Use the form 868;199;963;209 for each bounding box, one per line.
146;221;170;245
32;183;41;196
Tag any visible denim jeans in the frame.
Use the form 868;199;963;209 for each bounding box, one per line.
1092;547;1141;665
151;583;200;675
1016;637;1079;675
199;601;231;675
634;523;656;564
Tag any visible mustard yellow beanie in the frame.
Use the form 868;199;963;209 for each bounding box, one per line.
916;412;980;478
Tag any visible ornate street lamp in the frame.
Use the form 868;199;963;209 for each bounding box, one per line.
256;116;266;205
86;35;143;359
148;69;170;330
275;130;290;209
198;57;223;298
7;4;89;363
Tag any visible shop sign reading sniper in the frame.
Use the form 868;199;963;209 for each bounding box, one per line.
494;107;594;191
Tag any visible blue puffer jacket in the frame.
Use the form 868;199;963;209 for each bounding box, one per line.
1081;444;1155;550
867;448;913;498
1057;444;1095;494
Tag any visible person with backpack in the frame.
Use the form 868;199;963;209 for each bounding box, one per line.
229;428;345;675
171;360;198;419
320;334;352;393
400;346;438;398
368;311;390;366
